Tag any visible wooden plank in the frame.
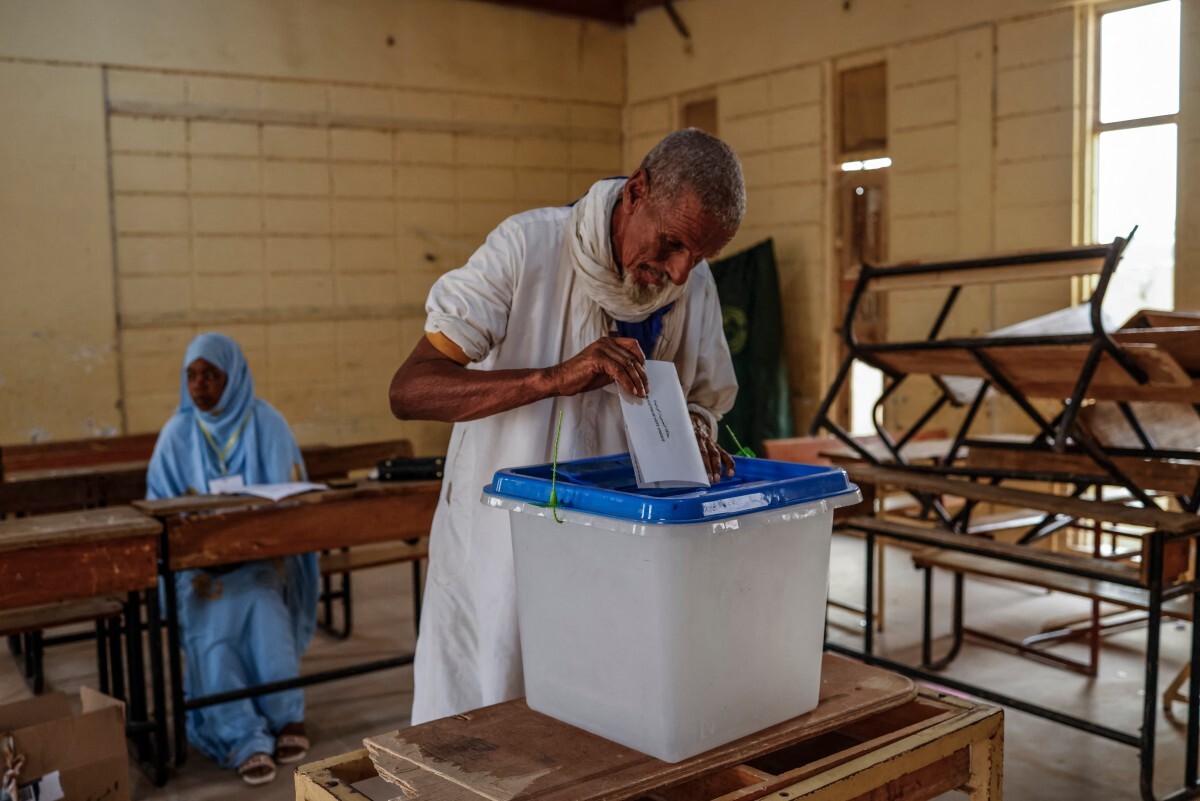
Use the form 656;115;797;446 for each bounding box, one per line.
844;464;1200;534
295;691;997;801
870;342;1199;403
1113;327;1200;374
302;439;414;480
319;540;429;574
963;443;1200;495
870;348;985;380
0;537;158;608
911;548;1158;610
0;506;161;552
819;439;958;466
914;546;1193;620
867;256;1105;292
994;344;1197;402
1;438;415;516
1079;402;1200;450
850;748;970;800
0;597;124;636
713;706;962;801
1124;310;1200;329
163;481;440;569
0;433;158;474
842;514;1141;585
644;765;775;801
770;705;1002;801
364;655;917;801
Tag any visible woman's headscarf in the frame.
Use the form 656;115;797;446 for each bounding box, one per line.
150;333;302;492
180;332;256;446
147;332;319;653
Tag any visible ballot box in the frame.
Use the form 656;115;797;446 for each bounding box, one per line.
482;454;861;762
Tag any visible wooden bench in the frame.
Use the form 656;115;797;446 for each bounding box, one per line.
911;545;1194;701
1;597;126;695
0;436;416;516
318;539;429;640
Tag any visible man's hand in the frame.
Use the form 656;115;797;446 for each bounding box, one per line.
691;413;735;483
545;337;648;398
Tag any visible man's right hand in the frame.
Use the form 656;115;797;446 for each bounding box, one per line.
545;337;648;398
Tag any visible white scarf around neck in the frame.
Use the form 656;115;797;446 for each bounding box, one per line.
565;178;689;324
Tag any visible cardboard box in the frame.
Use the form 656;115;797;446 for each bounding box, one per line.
0;687;128;801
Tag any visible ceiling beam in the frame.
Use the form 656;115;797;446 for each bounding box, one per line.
472;0;670;26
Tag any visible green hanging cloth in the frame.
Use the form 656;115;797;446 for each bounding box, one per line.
709;238;794;456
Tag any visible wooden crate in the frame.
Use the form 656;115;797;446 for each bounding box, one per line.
295;689;1002;801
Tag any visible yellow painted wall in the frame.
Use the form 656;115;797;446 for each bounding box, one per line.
0;61;121;442
3;0;1195;451
0;0;623;453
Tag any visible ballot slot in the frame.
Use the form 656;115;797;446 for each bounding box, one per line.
492;454;855;523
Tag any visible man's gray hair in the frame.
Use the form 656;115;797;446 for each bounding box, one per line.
640;128;745;232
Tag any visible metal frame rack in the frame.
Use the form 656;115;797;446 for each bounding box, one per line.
808;234;1200;800
803;229;1200;510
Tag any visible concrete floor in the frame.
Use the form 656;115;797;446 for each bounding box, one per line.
1;534;1195;800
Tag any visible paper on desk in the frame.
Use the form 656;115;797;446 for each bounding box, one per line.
237;481;327;501
618;360;709;489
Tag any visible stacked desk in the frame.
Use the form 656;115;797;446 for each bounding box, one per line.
806;238;1200;800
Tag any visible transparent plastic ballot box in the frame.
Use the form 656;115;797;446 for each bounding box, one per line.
482;454;861;762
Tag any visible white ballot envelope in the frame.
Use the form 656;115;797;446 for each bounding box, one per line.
618;360;710;489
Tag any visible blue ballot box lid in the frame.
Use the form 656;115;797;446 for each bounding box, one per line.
483;454;861;524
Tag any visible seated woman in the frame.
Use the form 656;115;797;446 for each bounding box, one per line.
146;332;318;786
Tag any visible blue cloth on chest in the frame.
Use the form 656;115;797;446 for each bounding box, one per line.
614;302;675;359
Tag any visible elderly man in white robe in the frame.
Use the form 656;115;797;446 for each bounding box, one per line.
389;128;745;724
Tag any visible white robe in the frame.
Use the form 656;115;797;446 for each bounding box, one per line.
410;204;738;724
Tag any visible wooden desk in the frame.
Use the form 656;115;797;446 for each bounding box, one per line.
0;506;168;781
0;506;160;608
1;438;414;516
0;434;158;475
137;479;441;767
137;479;439;570
821;438;960;467
297;657;1003;801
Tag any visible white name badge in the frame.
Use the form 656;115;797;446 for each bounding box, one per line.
208;474;246;494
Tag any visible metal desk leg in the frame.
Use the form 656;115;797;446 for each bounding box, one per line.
160;536;188;768
96;619;111;696
145;587;169;785
863;530;875;656
123;592;147;755
1139;533;1163;801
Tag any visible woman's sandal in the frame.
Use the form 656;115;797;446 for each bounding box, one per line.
275;722;310;764
237;752;277;786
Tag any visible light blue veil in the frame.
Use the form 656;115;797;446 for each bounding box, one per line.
146;332;319;650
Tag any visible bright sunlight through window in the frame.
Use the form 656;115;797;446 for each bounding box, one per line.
1095;0;1180;323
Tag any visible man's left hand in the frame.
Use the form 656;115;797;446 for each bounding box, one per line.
691;413;735;483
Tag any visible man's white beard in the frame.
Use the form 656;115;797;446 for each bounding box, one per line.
621;265;673;309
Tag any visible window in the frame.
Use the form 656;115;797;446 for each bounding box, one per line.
835;62;889;434
1094;0;1180;323
838;63;887;157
